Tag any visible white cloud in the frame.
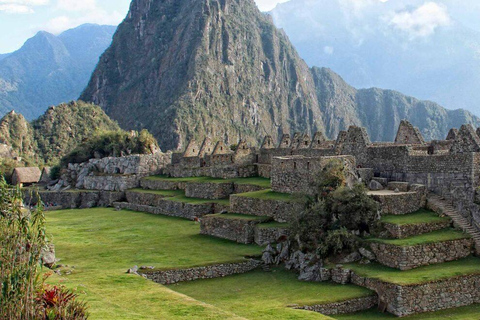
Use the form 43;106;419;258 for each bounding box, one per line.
44;9;124;34
0;0;48;14
387;2;451;38
0;4;33;13
57;0;96;12
255;0;289;12
324;46;334;55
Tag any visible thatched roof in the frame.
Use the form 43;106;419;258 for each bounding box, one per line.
12;167;41;185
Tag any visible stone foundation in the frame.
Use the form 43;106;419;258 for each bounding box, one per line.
139;260;262;285
230;195;304;222
295;295;377;315
200;215;264;244
83;174;141;192
370;190;425;215
254;225;291;245
351;272;480;317
126;190;171;207
370;238;474;270
185;182;233;199
383;220;451;239
114;200;214;220
140;179;186;191
24;190;125;209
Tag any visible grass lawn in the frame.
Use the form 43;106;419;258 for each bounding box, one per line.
128;188;185;197
344;256;480;285
207;213;271;221
367;229;469;246
144;175;271;188
335;304;480;320
257;222;291;229
169;268;372;320
46;208;262;319
234;189;298;202
380;209;450;226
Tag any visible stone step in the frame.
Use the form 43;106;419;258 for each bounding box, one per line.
200;214;270;244
379;210;451;239
368;228;473;270
341;257;480;317
229;189;304;223
427;195;480;255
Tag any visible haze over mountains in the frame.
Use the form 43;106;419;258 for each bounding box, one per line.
81;0;480;150
270;0;480;115
0;24;116;119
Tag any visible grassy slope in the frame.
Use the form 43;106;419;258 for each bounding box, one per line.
46;208;262;319
368;229;469;246
345;257;480;285
380;209;450;226
170;268;371;320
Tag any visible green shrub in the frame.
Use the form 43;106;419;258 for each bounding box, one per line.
60;129;159;167
0;180;46;319
291;161;379;257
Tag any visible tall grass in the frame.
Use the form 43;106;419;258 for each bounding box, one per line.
0;179;46;319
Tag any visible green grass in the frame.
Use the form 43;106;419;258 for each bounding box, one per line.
368;228;469;246
169;268;372;320
144;175;271;188
207;213;271;221
45;208;262;319
344;256;480;285
257;222;291;229
380;209;450;226
234;189;298;202
335;304;480;320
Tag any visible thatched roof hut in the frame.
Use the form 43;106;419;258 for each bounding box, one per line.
11;167;41;186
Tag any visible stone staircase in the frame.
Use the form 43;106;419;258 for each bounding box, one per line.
428;194;480;255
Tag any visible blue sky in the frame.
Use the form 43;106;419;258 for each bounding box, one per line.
0;0;289;53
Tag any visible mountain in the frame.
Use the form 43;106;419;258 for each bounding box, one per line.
269;0;480;115
0;24;116;120
0;101;120;165
81;0;480;151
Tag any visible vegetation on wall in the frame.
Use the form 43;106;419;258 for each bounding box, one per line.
291;160;379;256
60;129;159;167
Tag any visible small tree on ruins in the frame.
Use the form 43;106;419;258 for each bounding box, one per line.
291;159;379;258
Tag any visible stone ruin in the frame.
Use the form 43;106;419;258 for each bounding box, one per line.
31;119;480;317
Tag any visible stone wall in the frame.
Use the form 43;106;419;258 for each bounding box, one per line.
271;155;356;195
83;174;140;192
369;238;473;270
254;225;291;245
185;182;233;199
351;272;480;317
58;152;171;190
24;190;124;209
200;215;262;244
295;295;377;316
139;260;262;285
114;199;215;220
140;178;186;191
230;195;304;223
370;189;425;216
383;220;451;239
